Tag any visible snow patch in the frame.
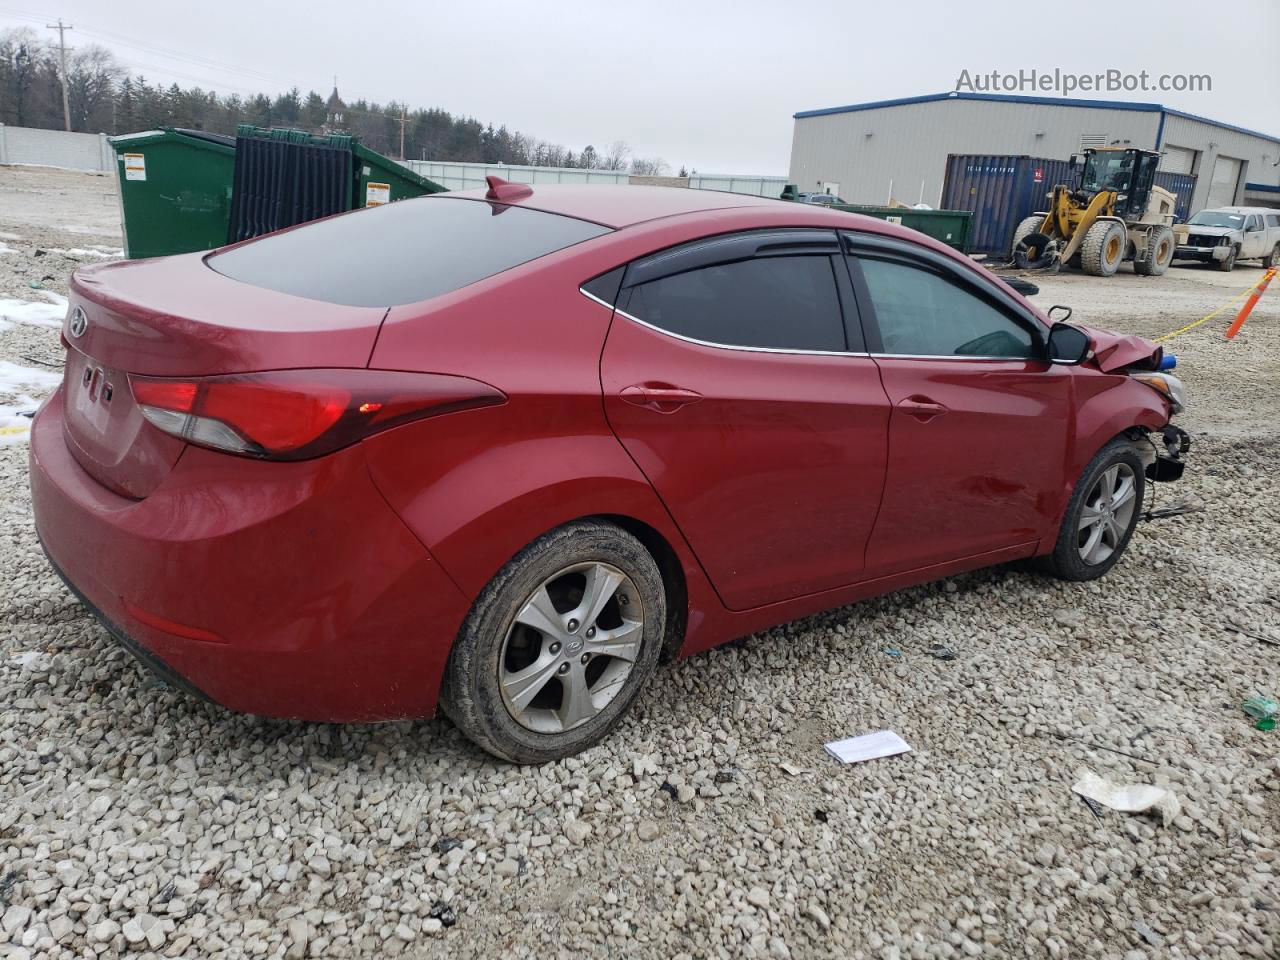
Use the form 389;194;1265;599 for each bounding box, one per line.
0;360;61;445
0;293;67;331
45;247;123;258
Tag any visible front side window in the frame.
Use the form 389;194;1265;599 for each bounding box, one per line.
856;256;1038;359
621;255;846;352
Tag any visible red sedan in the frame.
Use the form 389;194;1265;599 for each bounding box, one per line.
30;181;1189;762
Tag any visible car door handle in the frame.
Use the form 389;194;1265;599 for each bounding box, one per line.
620;384;703;414
898;395;948;421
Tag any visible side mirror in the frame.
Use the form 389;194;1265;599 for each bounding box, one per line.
1048;322;1090;365
1069;153;1080;169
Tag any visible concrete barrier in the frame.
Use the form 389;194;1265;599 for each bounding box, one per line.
0;124;115;173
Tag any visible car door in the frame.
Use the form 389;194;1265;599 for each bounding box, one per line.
1242;215;1267;258
597;230;891;611
844;231;1073;575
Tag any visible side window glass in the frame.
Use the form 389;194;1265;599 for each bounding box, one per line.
622;255;846;352
857;256;1038;359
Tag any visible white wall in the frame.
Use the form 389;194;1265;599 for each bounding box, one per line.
0;124;115;172
404;159;789;197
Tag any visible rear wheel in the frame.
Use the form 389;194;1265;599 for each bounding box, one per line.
1263;243;1279;269
1217;246;1237;272
1134;226;1175;276
1080;220;1127;277
1043;439;1145;581
440;520;666;763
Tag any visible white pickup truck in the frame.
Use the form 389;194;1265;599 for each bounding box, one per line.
1173;207;1280;272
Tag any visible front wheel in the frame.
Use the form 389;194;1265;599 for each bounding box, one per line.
440;520;666;763
1217;246;1237;272
1043;439;1145;581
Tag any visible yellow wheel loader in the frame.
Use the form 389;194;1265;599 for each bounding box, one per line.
1011;147;1178;277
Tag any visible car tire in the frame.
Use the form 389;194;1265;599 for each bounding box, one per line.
1217;246;1237;272
1134;226;1175;276
1263;243;1279;269
1043;438;1146;582
439;520;666;763
1079;220;1127;277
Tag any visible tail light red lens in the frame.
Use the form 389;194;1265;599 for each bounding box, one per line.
129;369;505;460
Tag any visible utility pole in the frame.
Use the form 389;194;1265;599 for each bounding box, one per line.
45;19;73;132
398;105;407;160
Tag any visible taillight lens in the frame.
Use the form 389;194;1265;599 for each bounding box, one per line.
129;369;505;460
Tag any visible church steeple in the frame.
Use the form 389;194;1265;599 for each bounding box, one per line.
325;77;346;132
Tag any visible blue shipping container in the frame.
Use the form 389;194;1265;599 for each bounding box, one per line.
942;154;1199;257
1154;171;1197;223
941;155;1075;256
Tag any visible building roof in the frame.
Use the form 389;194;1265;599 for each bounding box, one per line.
326;86;345;112
793;91;1280;145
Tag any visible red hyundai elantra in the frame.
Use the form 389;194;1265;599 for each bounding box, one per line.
30;181;1189;762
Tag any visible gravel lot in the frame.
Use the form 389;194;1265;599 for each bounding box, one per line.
2;166;1278;960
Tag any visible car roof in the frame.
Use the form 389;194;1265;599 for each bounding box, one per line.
443;184;778;229
1217;206;1273;214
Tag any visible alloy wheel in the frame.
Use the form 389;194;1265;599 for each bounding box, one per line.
1077;463;1138;565
498;562;644;733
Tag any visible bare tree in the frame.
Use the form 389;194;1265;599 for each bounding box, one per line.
600;140;631;171
0;27;51;127
630;156;669;176
66;44;125;131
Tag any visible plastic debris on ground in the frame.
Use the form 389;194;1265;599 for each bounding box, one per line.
881;647;902;658
824;730;912;764
1241;697;1277;731
1071;768;1181;826
928;643;957;661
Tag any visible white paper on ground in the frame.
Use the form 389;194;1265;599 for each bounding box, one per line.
824;730;912;764
1072;768;1181;826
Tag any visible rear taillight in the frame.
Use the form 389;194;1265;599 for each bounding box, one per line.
129;369;505;460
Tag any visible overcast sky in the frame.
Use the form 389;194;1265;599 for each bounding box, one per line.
4;0;1278;173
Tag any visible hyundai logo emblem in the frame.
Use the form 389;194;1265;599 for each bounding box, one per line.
68;306;89;339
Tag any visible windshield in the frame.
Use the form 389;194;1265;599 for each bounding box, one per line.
1081;151;1135;193
1187;211;1246;228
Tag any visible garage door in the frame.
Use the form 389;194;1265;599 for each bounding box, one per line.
1160;145;1196;174
1207;155;1243;208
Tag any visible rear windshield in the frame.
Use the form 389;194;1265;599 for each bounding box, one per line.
207;196;611;307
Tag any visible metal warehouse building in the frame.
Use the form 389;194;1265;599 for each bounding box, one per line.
788;91;1280;215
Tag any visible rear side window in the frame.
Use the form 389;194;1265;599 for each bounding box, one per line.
857;256;1037;358
621;256;846;351
1269;215;1280;228
208;197;610;307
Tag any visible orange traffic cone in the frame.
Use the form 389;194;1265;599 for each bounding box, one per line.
1225;267;1276;340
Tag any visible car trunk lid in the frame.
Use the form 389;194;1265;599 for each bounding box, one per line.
61;253;387;498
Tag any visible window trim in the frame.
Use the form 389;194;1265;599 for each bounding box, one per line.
579;228;869;357
842;231;1049;362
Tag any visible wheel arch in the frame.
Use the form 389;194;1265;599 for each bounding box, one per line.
595;513;689;660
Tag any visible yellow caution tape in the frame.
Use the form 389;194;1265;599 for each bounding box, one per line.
0;425;30;436
1153;276;1271;344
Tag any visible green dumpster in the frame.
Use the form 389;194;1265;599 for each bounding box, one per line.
110;126;446;259
777;186;973;253
353;142;442;209
109;128;237;259
833;204;973;253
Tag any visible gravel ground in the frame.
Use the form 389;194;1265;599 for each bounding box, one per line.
1;166;1278;960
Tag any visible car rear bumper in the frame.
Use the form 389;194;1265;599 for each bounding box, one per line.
29;386;471;722
1174;245;1229;262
